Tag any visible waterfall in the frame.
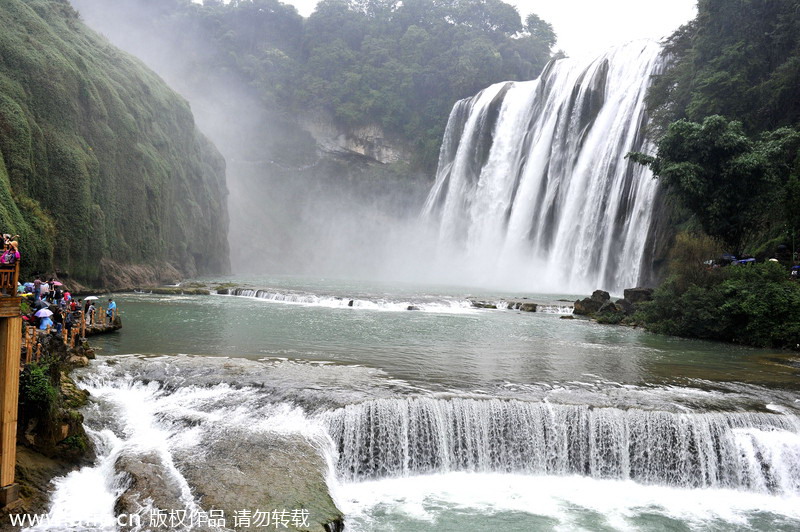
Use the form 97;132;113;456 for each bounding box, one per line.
423;41;664;294
323;397;800;494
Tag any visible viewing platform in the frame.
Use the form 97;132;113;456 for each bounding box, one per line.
0;262;21;316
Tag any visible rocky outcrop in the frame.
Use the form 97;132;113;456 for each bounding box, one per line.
300;112;412;165
573;290;610;316
18;335;95;464
114;453;188;529
173;431;344;532
573;287;652;323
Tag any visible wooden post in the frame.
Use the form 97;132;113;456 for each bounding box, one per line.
80;311;86;338
0;315;21;505
24;328;31;364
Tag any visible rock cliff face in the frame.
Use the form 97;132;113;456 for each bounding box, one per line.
300;111;413;165
0;0;230;285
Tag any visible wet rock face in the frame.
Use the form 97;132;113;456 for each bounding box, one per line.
174;431;343;532
114;453;187;529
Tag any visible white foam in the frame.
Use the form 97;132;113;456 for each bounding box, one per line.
336;473;800;531
218;289;478;315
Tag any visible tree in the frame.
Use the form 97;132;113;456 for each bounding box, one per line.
629;116;800;252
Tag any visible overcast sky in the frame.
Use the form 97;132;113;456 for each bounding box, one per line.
280;0;698;58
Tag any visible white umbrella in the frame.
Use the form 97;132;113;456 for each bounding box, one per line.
84;296;99;301
34;309;53;318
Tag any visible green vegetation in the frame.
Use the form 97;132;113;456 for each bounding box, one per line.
19;361;59;419
629;116;800;253
72;0;556;170
0;0;229;283
636;258;800;350
628;0;800;349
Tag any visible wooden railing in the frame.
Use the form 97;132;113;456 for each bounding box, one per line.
0;263;19;297
23;312;84;364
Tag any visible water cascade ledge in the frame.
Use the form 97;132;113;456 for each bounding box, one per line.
322;397;800;494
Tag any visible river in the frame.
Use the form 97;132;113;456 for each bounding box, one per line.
32;276;800;531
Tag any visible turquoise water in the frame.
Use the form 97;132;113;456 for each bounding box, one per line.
77;276;800;531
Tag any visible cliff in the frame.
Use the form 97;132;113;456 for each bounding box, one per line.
0;0;229;287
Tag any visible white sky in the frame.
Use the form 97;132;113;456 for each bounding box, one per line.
281;0;698;58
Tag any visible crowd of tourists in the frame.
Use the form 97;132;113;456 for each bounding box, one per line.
2;233;118;332
19;279;117;332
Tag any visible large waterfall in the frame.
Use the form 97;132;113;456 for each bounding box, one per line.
423;41;664;294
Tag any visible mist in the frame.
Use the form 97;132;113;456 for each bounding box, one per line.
69;0;438;286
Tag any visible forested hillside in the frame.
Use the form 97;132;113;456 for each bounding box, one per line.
71;0;556;169
630;0;800;349
0;0;229;285
637;0;800;256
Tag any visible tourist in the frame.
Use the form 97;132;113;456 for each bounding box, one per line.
52;308;63;334
40;279;49;302
38;314;53;330
86;301;96;325
33;278;41;301
106;298;116;324
0;240;19;266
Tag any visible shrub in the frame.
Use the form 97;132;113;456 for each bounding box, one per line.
19;362;59;418
638;261;800;350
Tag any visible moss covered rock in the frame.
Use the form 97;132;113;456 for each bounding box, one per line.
0;0;229;284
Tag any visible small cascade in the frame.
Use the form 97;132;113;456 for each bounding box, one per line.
323;397;800;494
423;41;665;294
218;287;476;314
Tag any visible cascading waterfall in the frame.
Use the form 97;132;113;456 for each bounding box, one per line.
323;397;800;494
423;41;664;294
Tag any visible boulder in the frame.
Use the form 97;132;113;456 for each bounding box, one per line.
591;290;611;303
573;298;603;315
518;303;537;312
623;287;654;304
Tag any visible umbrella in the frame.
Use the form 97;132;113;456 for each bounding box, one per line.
52;281;63;286
34;309;53;318
84;296;99;301
33;299;49;310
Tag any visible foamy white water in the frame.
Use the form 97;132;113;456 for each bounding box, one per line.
217;288;479;314
336;473;800;532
